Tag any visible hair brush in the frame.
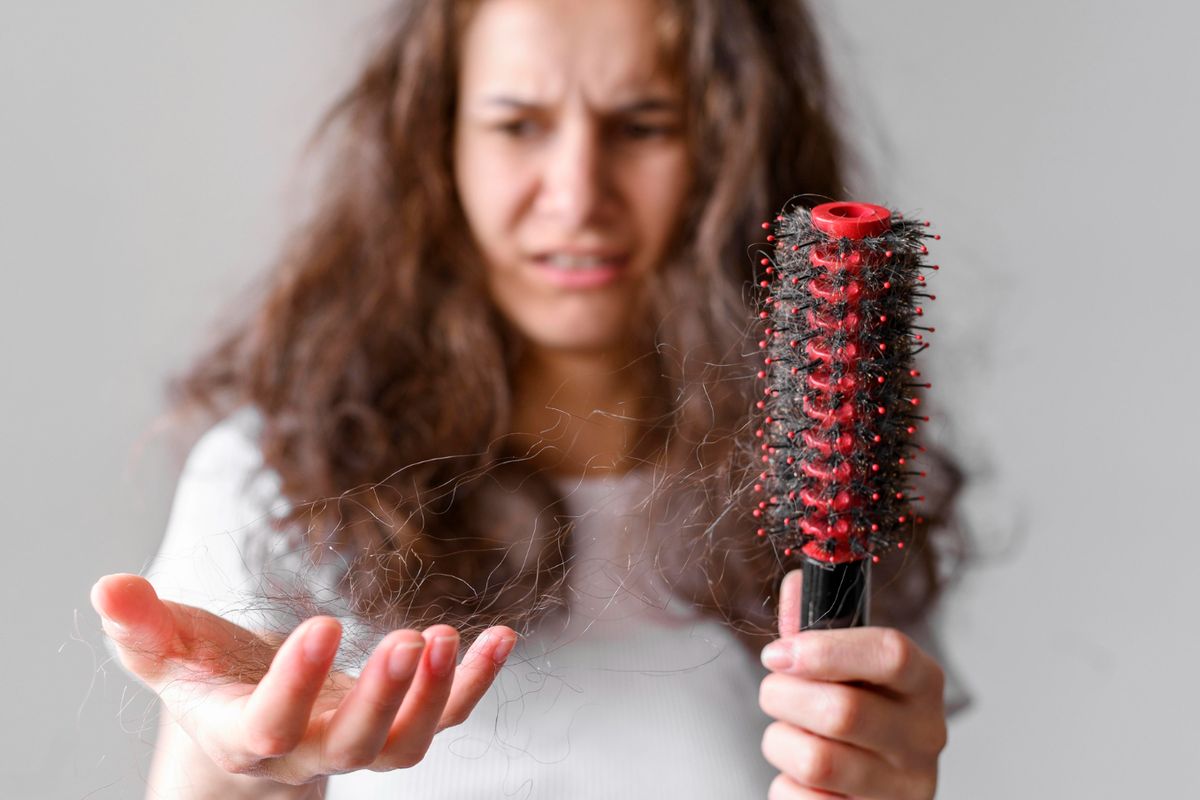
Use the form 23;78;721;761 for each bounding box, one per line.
753;201;938;630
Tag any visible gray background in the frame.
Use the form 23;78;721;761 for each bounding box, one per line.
2;1;1196;797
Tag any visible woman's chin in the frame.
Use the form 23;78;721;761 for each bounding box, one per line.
493;290;651;360
519;327;634;359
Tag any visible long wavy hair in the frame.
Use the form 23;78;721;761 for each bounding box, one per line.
167;0;964;655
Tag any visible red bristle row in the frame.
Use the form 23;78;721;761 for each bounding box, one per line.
753;202;937;565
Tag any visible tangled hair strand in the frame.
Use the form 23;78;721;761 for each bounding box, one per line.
166;0;964;657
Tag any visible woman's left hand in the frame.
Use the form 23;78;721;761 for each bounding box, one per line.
757;570;947;799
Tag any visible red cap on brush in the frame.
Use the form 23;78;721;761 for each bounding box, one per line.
754;201;939;629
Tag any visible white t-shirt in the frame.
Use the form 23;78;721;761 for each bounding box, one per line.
144;408;967;798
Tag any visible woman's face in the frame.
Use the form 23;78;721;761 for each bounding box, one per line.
454;0;690;357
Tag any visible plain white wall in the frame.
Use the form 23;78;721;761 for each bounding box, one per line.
3;1;1196;797
1;2;391;796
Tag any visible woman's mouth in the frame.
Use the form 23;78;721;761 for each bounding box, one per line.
531;251;629;288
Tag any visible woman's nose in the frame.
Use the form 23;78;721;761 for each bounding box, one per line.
538;121;609;228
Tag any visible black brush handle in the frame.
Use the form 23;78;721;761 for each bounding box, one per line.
800;558;870;630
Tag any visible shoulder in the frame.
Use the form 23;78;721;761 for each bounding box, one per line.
148;406;363;645
144;406;299;631
167;405;286;526
179;405;268;487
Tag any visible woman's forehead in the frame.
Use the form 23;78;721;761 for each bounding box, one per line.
459;0;679;106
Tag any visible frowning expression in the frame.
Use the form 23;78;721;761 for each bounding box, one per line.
453;0;691;356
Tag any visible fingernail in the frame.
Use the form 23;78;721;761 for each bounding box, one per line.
463;631;492;667
99;614;127;635
491;634;516;665
387;640;424;680
303;622;336;665
761;642;794;671
429;635;458;677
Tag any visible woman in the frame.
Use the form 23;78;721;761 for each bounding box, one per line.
91;0;956;797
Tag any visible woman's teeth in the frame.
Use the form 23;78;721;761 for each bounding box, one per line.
543;254;617;271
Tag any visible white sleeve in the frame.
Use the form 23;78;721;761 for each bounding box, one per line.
143;408;347;637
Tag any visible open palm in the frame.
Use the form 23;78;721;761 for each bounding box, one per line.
91;573;515;784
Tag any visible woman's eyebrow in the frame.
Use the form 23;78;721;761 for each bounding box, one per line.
612;97;680;114
479;96;539;110
478;95;680;113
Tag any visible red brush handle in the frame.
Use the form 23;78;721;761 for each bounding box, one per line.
799;202;891;564
810;202;891;239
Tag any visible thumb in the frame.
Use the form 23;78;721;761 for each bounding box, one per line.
91;574;174;645
91;573;183;680
93;574;279;687
778;568;803;638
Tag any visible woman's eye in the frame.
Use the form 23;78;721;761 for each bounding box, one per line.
620;121;676;141
494;119;542;138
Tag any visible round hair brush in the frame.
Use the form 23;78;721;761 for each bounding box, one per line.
753;201;939;630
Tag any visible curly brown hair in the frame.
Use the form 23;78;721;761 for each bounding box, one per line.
166;0;962;656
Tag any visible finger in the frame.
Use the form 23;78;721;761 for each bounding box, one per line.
376;625;459;768
769;773;848;799
779;569;804;638
436;626;516;732
318;630;426;772
91;574;181;677
236;617;342;759
91;573;272;685
762;628;940;697
762;721;923;799
759;673;940;763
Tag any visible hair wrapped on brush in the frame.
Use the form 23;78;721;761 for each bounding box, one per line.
753;201;942;630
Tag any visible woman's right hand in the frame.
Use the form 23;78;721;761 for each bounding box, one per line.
90;573;516;785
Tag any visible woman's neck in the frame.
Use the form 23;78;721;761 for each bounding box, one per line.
510;346;645;478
